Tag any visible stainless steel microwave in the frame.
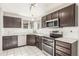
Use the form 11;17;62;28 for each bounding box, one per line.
46;18;59;27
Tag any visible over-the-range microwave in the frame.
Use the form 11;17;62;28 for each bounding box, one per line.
46;18;59;27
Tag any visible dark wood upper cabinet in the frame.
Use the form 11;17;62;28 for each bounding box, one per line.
3;16;21;28
51;11;58;19
41;16;47;28
59;4;76;27
41;4;77;28
46;14;52;20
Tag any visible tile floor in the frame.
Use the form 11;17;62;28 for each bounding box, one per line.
0;46;45;56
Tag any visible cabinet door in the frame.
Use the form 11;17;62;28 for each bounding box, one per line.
3;36;18;50
41;16;47;28
46;14;52;20
18;35;26;46
35;36;42;50
27;35;36;46
51;11;58;19
14;18;21;28
11;36;18;48
59;4;75;27
35;36;39;48
3;36;11;50
3;16;13;28
3;16;21;28
39;43;42;50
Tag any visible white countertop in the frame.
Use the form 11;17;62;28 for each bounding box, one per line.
28;33;50;37
2;31;78;44
2;32;50;37
55;38;78;43
35;33;78;44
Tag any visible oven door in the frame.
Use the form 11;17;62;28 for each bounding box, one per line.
43;38;54;47
42;43;53;55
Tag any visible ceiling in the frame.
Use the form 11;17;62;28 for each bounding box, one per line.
0;3;65;18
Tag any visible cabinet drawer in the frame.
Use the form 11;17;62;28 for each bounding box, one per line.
56;40;71;49
56;49;71;56
56;45;71;55
43;43;53;55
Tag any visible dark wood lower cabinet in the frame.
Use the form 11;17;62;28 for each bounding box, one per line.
55;40;77;56
3;36;18;50
27;35;36;46
27;35;42;50
2;35;77;56
35;36;42;50
35;42;42;50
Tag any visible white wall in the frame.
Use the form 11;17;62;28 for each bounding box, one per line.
0;8;3;52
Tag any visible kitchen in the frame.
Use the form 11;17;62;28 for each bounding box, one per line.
0;3;79;56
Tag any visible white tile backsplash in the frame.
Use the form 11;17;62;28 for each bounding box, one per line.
62;27;79;39
37;27;62;37
38;27;79;39
1;28;33;36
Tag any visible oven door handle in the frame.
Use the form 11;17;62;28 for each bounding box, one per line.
42;37;53;41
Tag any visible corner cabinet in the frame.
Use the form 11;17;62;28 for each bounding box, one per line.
27;35;42;50
59;4;76;27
